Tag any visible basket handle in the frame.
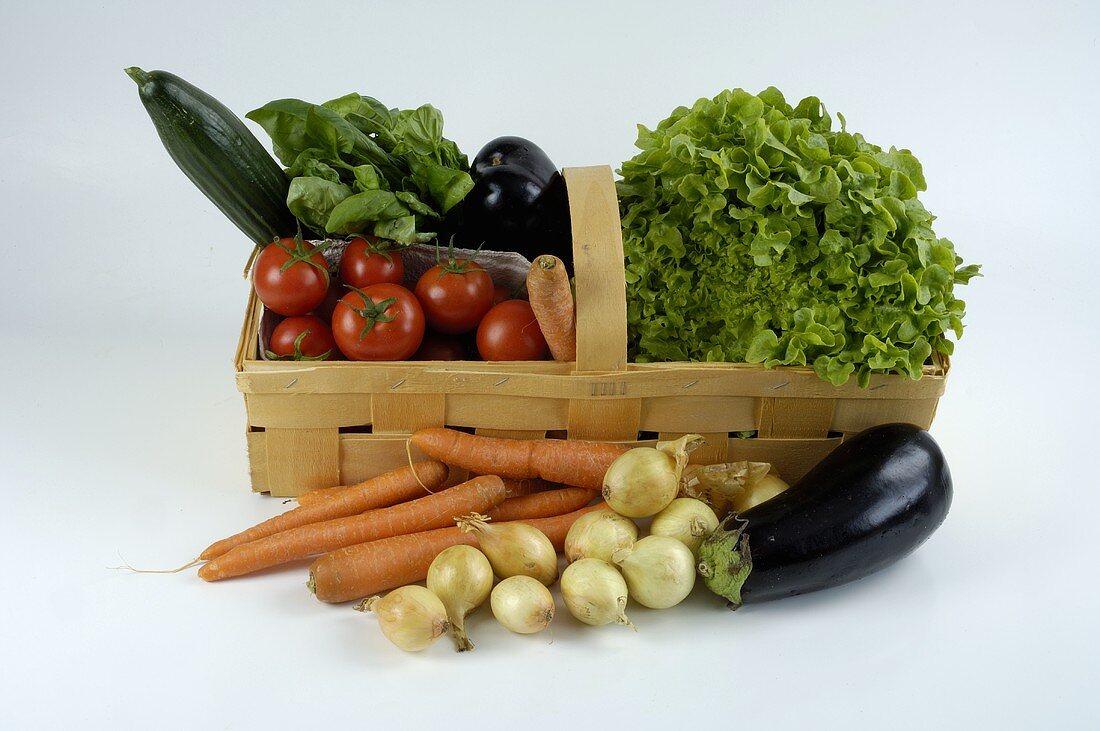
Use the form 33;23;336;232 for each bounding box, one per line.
562;166;628;372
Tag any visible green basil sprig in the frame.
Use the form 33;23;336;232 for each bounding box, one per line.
247;95;472;245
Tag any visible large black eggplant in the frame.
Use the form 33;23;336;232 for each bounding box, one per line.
697;423;952;608
446;136;572;267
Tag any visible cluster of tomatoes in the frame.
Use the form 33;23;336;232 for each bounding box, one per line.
253;235;550;362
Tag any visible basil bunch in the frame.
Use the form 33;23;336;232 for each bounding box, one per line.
248;94;472;244
618;87;980;385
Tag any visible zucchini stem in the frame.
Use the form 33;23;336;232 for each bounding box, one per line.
124;66;150;86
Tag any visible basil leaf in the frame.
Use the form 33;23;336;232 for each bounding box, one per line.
395;191;439;219
408;158;474;214
325;190;410;235
373;215;433;245
246;99;314;166
251;93;472;243
392;105;444;159
287;149;341;183
352;164;386;192
287;177;353;234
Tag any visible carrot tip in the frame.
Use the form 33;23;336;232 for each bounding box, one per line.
109;554;203;574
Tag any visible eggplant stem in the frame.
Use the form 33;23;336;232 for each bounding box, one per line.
697;516;753;609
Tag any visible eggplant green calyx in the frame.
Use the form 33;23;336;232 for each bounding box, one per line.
697;517;753;610
339;287;398;340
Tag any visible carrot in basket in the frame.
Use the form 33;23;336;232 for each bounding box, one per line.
199;462;449;560
309;502;608;603
410;428;626;490
487;487;596;522
526;255;576;361
297;475;550;507
198;475;507;582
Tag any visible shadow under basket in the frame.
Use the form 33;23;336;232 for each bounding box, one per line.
234;166;948;496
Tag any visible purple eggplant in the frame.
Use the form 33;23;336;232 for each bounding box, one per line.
698;423;952;608
446;136;572;267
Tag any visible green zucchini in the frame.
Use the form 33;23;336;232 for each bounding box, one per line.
125;67;298;244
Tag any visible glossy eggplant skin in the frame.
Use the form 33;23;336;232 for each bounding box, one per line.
471;136;558;181
698;423;952;608
446;136;572;267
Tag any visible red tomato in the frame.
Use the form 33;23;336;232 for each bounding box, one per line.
267;316;337;361
253;237;331;316
339;236;404;289
492;284;513;305
412;332;468;361
414;258;494;335
332;284;425;361
476;300;549;361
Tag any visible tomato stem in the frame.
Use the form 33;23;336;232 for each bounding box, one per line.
276;231;332;278
347;233;394;264
264;327;333;361
340;286;399;341
431;237;485;277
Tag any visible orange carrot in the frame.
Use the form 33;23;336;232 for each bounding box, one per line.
527;255;576;361
296;487;336;506
530;502;607;548
503;477;557;497
487;487;596;522
410;428;625;490
297;475;550;507
309;502;608;602
200;462;449;560
198;475;507;582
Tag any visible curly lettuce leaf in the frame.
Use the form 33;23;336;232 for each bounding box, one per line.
618;87;979;385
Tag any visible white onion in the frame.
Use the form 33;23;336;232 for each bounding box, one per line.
456;514;558;585
650;498;719;557
560;558;633;628
564;508;638;563
358;585;450;652
602;435;703;518
602;448;679;518
732;472;791;513
612;535;696;609
491;575;555;634
426;545;494;651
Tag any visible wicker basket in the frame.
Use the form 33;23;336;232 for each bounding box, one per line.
234;166;948;496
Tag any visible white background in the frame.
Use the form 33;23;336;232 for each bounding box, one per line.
2;1;1097;728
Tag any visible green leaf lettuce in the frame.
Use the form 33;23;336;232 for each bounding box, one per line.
618;87;979;385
